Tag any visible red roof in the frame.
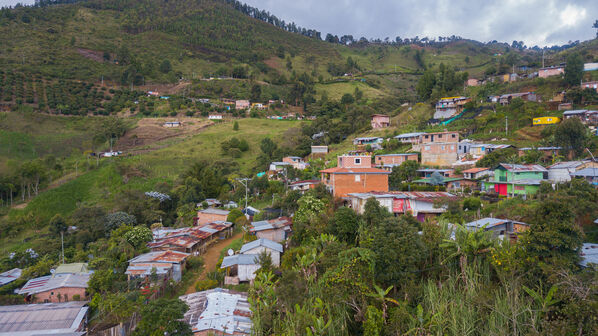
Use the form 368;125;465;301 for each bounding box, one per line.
320;167;390;174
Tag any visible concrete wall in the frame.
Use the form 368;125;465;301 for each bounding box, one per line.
238;264;261;282
256;229;286;243
243;246;281;266
421;143;458;167
421;132;459;144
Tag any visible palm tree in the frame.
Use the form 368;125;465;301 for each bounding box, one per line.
366;284;399;319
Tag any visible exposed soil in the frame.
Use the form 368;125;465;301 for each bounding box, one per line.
76;48;105;63
185;232;243;294
116;117;213;152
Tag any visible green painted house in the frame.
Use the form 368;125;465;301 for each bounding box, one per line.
482;163;547;197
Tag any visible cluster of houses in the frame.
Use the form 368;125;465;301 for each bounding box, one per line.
221;217;292;285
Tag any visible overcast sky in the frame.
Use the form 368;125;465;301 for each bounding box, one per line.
2;0;596;46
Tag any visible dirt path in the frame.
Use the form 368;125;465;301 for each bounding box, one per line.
185;232;243;294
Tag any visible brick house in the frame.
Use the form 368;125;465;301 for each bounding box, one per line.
581;81;598;93
371;114;391;129
196;208;230;225
235;100;250;110
17;273;90;303
419;131;459;167
374;153;418;169
434;97;471;119
394;132;426;144
320;155;390;198
538;66;564;78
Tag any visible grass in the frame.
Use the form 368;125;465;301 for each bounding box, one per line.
315;81;387;100
219;237;244;259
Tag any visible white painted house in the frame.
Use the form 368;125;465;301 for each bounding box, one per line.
239;238;283;266
221;254;260;284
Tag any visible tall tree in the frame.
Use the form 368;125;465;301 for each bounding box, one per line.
564;53;584;86
554;118;588;158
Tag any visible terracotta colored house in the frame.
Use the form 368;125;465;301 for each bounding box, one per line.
320;155;390;198
17;273;90;303
282;156;309;170
126;250;190;283
196;208;230;225
235;100;250;109
581;81;598;93
374;153;418;168
371;114;390;129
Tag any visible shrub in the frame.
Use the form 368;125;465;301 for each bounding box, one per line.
195;279;218;291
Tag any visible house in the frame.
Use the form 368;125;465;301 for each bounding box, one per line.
239;238;283;266
125;250;189;283
163;121;181;128
558;103;573;111
467;144;513;157
268;161;291;172
466;78;480;86
394;132;426;144
179;288;252;336
251;102;267;110
570;167;598;186
547;161;596;182
371;114;391;129
421;142;458;166
584;63;598;72
580;243;598;268
563;109;598;125
224;201;238;209
282;156;309;170
353;137;384;150
250;217;293;243
464;218;529;242
196;208;230;225
518;147;563;160
417;168;454;178
538;65;564;78
581;81;598;93
434;97;471;119
345;191;457;222
0;268;21;287
498;92;537;105
221;254;260;284
320;155;390;198
482;163;547;198
289;180;320;193
462;167;493;180
310;145;328;159
413;177;478;192
532;117;561;126
148;222;233;254
202;198;222;207
374;153;418;168
242;206;261;218
452;157;481;170
421;131;459;144
18;272;90;303
236;100;250;110
0;301;89;336
208;114;224;120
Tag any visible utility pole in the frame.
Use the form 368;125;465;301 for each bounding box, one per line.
586;148;597;185
236;178;251;211
505;116;508;136
542;49;545;68
61;232;65;264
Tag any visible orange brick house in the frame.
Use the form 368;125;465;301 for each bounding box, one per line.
320;155;389;198
17;273;90;303
196;208;230;225
374;153;418;168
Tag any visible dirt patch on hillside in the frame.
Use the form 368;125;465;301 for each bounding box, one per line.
515;127;543;141
76;48;105;62
264;57;282;71
116;117;213;151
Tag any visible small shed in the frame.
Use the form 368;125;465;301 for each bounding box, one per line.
239;238;283;266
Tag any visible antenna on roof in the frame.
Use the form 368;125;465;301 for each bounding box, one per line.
227;249;234;256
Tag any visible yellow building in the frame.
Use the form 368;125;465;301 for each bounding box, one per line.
533;117;561;126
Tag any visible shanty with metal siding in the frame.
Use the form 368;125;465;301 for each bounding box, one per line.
0;301;89;336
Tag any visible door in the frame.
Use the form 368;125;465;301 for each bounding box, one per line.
497;184;508;196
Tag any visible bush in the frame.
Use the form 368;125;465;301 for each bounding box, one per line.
186;256;204;270
195;279;218;291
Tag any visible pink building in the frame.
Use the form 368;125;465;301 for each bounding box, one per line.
421;131;459;144
371;114;390;129
538;66;564;78
374;153;418;168
235;100;250;110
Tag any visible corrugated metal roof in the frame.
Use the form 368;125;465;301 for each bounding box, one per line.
129;250;190;264
465;217;527;229
346;191;456;201
571;168;598;177
0;268;21;287
375;153;416;157
198;208;230;216
240;239;283;254
319;167;390;174
0;301;88;335
498;163;547;172
18;273;90;295
221;255;258;268
250;217;292;232
548;161;584;169
394;132;426;139
180;288;252;335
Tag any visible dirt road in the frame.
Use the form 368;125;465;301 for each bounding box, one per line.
185;232;243;294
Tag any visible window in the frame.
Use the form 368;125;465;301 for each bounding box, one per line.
355;158;361;164
424;146;431;151
425;135;429;139
439;134;443;138
441;145;446;150
452;134;456;138
451;146;455;150
355;175;361;182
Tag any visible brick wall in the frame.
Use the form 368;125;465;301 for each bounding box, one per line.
375;154;418;166
33;287;87;303
196;213;228;226
421;143;458;166
337;156;372;168
331;173;388;198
